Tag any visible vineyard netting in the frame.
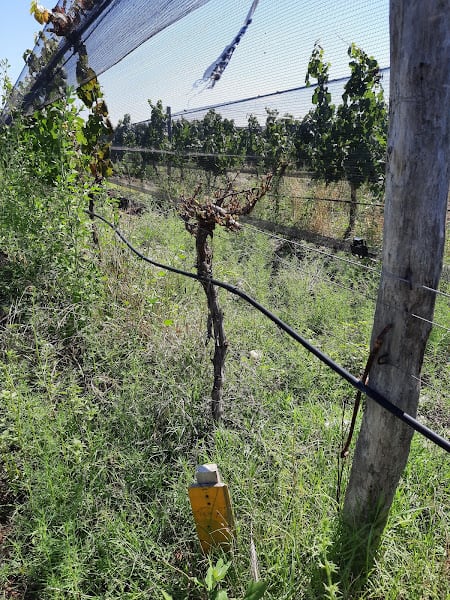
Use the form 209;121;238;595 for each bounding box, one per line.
10;0;390;124
11;0;214;113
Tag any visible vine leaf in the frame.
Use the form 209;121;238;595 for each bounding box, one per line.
30;1;50;24
76;76;101;107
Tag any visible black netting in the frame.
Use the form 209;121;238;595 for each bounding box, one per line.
12;0;213;113
95;0;390;126
7;0;392;126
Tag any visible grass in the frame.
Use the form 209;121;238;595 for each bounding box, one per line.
237;174;384;247
0;185;449;599
111;165;386;248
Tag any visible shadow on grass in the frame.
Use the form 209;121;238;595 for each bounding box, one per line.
308;512;387;599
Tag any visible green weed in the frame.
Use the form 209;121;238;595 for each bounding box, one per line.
0;181;448;599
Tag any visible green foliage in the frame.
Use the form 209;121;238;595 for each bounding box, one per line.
1;34;446;600
170;116;198;176
114;102;171;176
112;40;388;215
113;106;250;181
303;42;387;237
20;6;114;183
162;559;268;599
304;42;387;191
117;150;144;180
194;109;244;180
239;114;265;169
304;43;337;181
261;109;293;174
0;90;98;304
114;113;137;147
19;31;66;110
205;559;231;595
0;59;12;106
146;100;169;151
143;99;170;174
242;582;270;600
335;44;387;192
75;43;114;181
0;196;447;599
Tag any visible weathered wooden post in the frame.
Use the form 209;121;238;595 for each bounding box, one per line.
342;0;450;562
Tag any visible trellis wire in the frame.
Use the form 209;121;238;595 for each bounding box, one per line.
226;231;449;393
243;223;450;301
86;209;450;454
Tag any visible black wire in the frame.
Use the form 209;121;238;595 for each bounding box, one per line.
86;209;450;454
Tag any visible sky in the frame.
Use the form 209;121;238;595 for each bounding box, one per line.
0;1;41;84
0;0;390;125
100;0;390;125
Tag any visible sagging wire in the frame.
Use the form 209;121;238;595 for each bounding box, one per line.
409;313;450;333
105;183;448;330
244;241;448;404
421;285;450;300
265;233;450;316
273;257;449;382
86;209;450;454
242;222;380;272
265;193;385;208
390;366;449;405
110;167;384;210
270;249;374;298
200;180;385;209
225;223;448;406
381;268;450;301
232;240;447;398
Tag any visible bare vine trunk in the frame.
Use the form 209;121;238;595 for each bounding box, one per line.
195;222;228;421
88;195;99;246
343;182;357;240
342;0;450;567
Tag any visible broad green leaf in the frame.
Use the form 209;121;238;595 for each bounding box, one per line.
205;565;215;591
243;580;269;599
214;559;231;581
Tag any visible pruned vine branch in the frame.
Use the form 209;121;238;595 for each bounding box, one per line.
179;174;273;233
179;173;273;420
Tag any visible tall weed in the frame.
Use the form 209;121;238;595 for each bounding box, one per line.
0;91;97;306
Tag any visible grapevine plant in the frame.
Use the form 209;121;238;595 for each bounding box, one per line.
29;0;114;184
179;174;273;421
